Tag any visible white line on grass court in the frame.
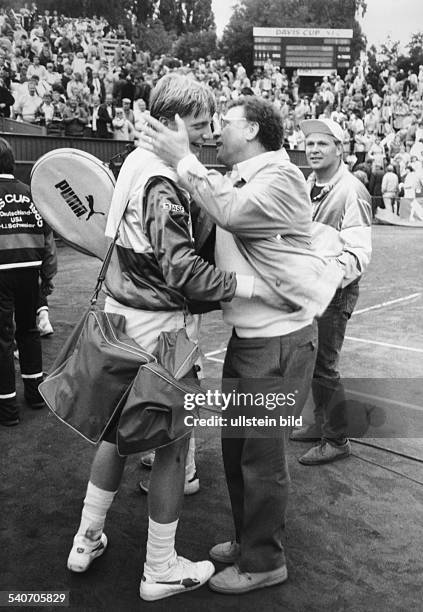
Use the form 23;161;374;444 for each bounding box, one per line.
345;336;423;353
204;348;228;357
344;388;423;412
204;293;423;360
352;292;422;316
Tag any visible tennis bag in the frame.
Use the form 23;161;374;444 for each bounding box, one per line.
116;328;201;456
38;306;155;444
38;215;156;444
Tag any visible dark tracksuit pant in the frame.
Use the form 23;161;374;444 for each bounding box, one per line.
0;268;43;420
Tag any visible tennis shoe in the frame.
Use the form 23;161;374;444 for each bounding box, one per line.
67;531;108;572
140;555;215;601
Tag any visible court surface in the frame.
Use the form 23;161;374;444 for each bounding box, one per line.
1;225;422;612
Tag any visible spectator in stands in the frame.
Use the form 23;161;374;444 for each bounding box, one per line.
0;75;14;117
27;55;47;81
354;128;366;164
120;72;135;103
66;72;88;100
46;89;65;135
72;51;86;75
61;64;73;91
112;106;134;141
14;78;42;123
57;31;74;56
367;136;385;170
96;93;114;138
381;164;400;214
38;91;55;126
89;70;105;102
133;97;148;133
63;96;88;137
402;164;423;199
368;163;385;216
90;94;102;137
111;70;127;106
134;75;151;108
122;98;134;125
54;54;64;75
288;124;305;150
38;40;54;66
30;74;50;99
44;61;60;87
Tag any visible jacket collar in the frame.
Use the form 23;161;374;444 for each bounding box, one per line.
307;160;348;198
233;148;290;183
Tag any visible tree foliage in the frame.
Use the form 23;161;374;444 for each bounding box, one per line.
407;32;423;70
132;19;174;57
7;0;215;34
220;0;367;74
173;29;217;63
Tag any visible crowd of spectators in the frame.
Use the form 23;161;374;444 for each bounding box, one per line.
1;3;423;216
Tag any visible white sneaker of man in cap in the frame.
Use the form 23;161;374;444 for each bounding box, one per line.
290;118;372;465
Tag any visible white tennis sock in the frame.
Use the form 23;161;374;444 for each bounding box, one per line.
144;518;178;579
77;481;117;540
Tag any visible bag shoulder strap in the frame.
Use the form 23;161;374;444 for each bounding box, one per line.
90;195;130;306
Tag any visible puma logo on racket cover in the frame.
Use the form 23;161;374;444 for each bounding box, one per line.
54;179;103;221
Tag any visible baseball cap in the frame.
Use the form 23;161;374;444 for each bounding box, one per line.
300;118;344;142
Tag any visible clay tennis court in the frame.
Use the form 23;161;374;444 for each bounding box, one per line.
1;224;422;611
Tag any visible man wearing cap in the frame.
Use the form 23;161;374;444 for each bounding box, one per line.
291;118;372;464
122;97;135;126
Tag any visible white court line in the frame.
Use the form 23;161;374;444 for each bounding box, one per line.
204;293;423;359
204;348;227;357
353;292;422;316
345;388;422;412
345;335;423;353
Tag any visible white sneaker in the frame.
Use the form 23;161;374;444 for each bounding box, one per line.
67;532;108;572
139;555;215;601
37;313;54;336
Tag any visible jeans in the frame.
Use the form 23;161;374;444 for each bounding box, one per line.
313;281;360;443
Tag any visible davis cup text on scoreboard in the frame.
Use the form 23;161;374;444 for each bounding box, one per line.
253;27;353;75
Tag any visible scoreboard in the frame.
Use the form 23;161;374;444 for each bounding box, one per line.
253;27;353;75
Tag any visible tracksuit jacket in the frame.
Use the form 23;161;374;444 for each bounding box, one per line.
104;148;237;311
307;161;372;288
0;176;56;278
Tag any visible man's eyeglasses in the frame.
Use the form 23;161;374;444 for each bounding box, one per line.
220;117;249;129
